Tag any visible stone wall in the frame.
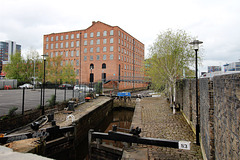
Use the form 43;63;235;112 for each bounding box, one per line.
213;73;240;160
176;73;240;160
199;78;215;160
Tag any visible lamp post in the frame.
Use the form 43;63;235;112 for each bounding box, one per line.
41;54;48;115
189;40;203;145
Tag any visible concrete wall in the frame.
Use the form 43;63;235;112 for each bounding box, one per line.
176;73;240;160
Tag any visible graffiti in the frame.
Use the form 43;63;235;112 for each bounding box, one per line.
6;134;28;143
32;130;49;138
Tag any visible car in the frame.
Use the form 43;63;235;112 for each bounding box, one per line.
74;84;94;92
19;83;34;89
58;84;73;90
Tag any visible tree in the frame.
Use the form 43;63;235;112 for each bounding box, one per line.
146;29;201;113
3;52;27;83
45;56;76;84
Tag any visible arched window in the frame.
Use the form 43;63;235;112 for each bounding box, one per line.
90;63;94;69
102;63;106;69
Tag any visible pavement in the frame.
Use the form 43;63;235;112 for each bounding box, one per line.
122;95;203;160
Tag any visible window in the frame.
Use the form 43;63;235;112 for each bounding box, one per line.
90;48;93;53
71;51;74;57
110;46;114;52
76;33;80;39
60;61;63;66
60;42;63;48
71;41;74;47
110;54;114;60
76;60;79;66
76;41;79;47
84;40;87;46
65;51;68;57
66;42;69;48
103;39;107;44
66;35;69;40
119;55;121;60
102;63;106;69
96;39;100;44
96;47;100;53
110;30;114;36
71;34;74;39
65;60;68;66
76;69;79;75
118;31;121;36
50;43;53;49
84;56;87;61
96;55;100;60
110;38;114;43
103;31;107;36
90;63;94;69
71;60;74;66
90;32;94;37
56;36;58;41
84;48;87;53
97;32;100;37
118;46;120;52
61;51;63;56
55;52;58;56
46;37;49;42
84;33;87;38
103;47;107;52
90;55;93;61
51;37;54;41
76;50;79;56
103;55;106;60
90;40;93;45
51;52;53;58
46;44;48;49
118;39;120;44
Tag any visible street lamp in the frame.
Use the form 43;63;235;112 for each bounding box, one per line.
189;40;203;145
41;54;48;115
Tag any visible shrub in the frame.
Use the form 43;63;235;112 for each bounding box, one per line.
8;107;18;116
47;95;56;107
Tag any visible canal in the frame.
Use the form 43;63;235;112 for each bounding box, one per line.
52;107;134;160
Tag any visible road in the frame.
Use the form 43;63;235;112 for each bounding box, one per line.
0;89;79;117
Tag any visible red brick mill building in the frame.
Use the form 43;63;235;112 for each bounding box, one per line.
43;21;146;90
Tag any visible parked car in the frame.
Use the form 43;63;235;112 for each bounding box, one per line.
74;84;94;92
58;84;73;90
19;83;34;89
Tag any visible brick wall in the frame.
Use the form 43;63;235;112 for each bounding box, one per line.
176;73;240;160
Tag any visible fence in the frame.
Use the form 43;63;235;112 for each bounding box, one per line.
0;79;17;89
175;73;240;160
0;82;100;117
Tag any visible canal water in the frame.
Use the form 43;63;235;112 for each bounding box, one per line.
53;107;134;160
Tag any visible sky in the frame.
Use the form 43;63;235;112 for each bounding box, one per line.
1;0;240;72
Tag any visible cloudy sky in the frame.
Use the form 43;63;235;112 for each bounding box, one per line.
1;0;240;72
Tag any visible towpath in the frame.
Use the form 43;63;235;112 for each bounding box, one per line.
122;96;203;160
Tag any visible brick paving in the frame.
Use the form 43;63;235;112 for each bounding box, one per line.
122;96;203;160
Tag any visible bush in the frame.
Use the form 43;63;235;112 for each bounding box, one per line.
47;95;56;107
8;107;18;116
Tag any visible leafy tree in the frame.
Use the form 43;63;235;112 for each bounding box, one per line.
4;49;42;84
146;29;201;112
3;52;27;83
45;56;76;84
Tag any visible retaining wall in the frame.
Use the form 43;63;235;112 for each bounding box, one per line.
176;73;240;160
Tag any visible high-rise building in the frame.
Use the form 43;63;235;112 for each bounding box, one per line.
43;21;146;90
0;41;21;74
